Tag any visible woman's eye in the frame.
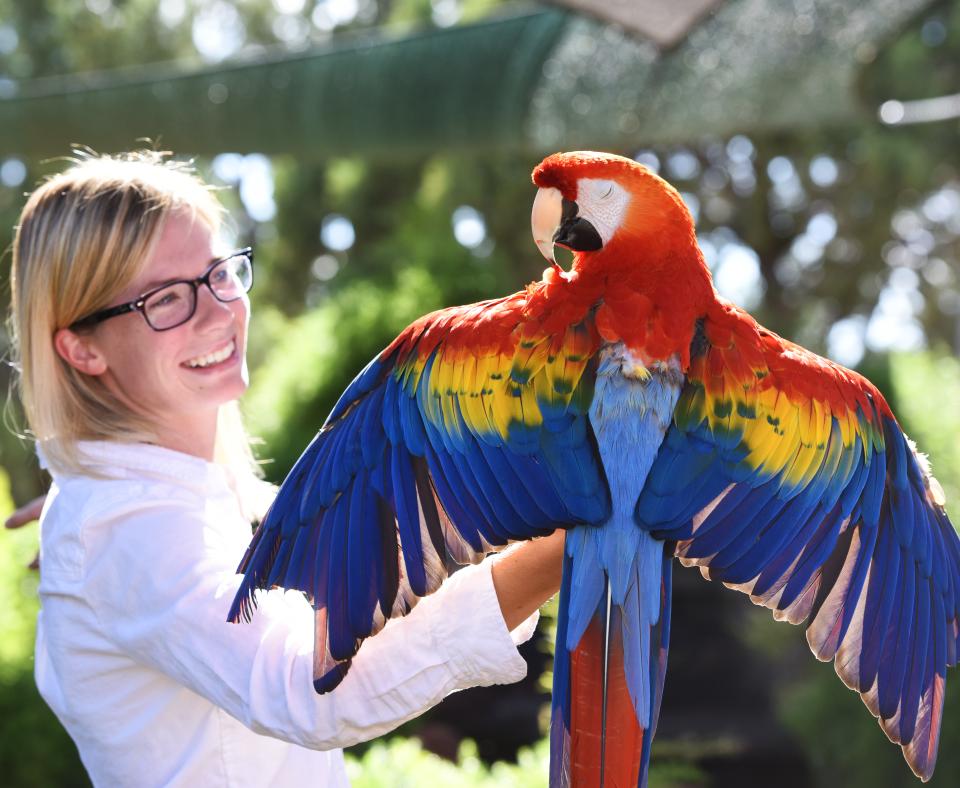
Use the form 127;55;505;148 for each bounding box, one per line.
153;292;181;307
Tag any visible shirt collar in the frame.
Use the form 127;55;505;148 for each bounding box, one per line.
61;440;231;492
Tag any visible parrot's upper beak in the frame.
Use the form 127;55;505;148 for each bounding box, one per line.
531;186;563;265
531;186;604;265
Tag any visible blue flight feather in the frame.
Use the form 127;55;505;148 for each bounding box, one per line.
859;519;903;693
423;442;497;550
879;551;916;719
682;492;787;560
444;440;513;542
476;440;553;533
398;384;428;456
900;574;930;743
712;489;820;577
500;447;572;523
380;374;403;445
860;442;886;528
298;434;336;520
347;470;378;638
775;505;847;609
326;356;386;423
359;385;388;468
265;532;294;590
326;496;355;661
390;444;427;597
289;511;322;599
716;499;823;587
750;503;826;599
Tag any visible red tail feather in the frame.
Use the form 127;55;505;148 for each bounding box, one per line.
570;616;644;787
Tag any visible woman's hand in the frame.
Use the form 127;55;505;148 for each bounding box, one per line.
490;529;566;631
4;494;46;571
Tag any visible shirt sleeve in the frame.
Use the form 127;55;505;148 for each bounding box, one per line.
84;501;538;750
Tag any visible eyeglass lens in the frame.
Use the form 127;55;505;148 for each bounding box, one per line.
143;252;253;330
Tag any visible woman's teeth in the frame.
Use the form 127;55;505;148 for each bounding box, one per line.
186;340;235;368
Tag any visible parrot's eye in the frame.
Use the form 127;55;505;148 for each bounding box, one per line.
577;178;618;205
568;178;630;249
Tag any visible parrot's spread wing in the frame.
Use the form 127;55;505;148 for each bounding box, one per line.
228;292;609;690
636;302;960;780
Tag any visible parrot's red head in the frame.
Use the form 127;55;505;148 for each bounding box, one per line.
530;151;709;288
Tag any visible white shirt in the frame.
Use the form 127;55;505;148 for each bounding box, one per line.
34;441;537;787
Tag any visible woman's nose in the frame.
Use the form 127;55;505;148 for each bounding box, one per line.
193;286;238;330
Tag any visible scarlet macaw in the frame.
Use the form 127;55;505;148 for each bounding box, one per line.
230;151;960;786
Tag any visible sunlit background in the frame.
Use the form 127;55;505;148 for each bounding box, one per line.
1;1;959;786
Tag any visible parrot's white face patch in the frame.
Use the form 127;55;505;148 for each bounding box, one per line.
575;178;630;247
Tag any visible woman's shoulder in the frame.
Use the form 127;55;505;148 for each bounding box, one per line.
40;474;201;581
54;472;199;524
40;441;256;585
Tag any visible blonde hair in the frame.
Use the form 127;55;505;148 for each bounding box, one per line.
9;149;263;504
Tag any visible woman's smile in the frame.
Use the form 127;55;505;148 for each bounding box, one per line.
183;338;238;370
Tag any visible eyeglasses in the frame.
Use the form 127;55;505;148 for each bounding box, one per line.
70;248;254;332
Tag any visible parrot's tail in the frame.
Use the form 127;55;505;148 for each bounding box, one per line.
550;537;673;788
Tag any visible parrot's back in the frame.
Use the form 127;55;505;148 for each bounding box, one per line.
551;344;682;786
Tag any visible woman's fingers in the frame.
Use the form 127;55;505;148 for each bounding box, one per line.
4;495;46;530
5;495;46;572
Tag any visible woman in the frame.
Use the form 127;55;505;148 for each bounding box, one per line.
9;150;564;786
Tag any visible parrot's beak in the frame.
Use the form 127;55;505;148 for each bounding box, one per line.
532;186;605;265
531;186;563;264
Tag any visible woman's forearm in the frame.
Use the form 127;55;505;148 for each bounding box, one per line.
490;529;566;631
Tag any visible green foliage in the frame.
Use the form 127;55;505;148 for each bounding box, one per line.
345;735;706;787
0;467;89;786
0;670;90;788
0;467;34;680
887;349;960;523
345;737;549;788
781;658;960;788
862;0;960;101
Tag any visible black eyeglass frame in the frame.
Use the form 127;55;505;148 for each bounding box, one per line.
69;247;254;332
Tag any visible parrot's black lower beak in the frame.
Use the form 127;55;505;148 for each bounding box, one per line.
554;198;603;252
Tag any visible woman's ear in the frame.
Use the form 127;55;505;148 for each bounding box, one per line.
54;328;108;376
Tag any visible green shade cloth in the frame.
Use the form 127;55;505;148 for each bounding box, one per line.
1;9;568;159
0;0;937;160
